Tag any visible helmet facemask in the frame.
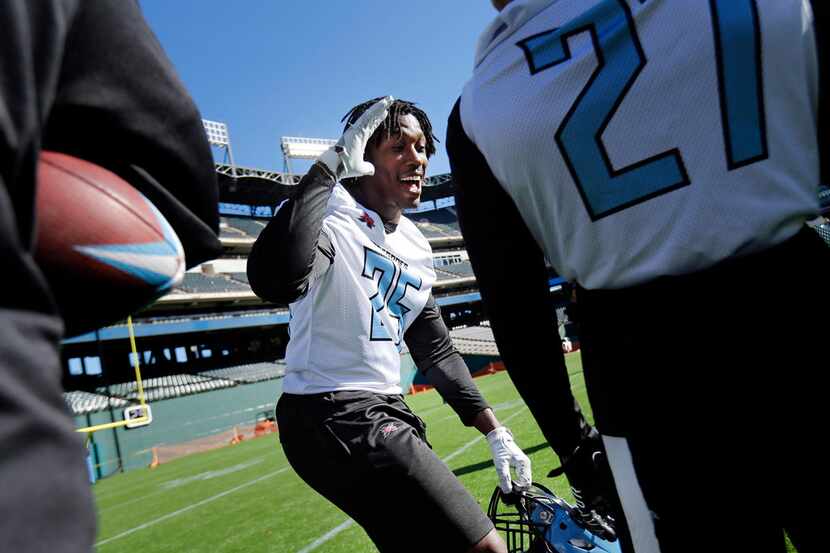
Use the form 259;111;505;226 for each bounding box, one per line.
487;483;621;553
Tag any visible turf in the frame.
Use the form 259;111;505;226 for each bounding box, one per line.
92;355;796;552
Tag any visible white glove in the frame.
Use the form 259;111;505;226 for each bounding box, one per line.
318;95;394;180
486;426;532;493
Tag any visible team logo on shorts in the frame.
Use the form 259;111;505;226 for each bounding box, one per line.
380;422;399;438
359;211;375;229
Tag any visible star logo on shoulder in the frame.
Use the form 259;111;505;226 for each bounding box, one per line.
359;211;375;229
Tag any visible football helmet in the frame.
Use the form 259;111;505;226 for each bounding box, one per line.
487;483;621;553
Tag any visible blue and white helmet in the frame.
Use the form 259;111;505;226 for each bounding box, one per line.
487;483;622;553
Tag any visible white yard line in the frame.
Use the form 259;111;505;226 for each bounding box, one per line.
95;467;289;547
295;520;356;553
97;456;268;514
93;440;276;504
295;404;528;552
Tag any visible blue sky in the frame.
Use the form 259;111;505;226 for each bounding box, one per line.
139;1;497;176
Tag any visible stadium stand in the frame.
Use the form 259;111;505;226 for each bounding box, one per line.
64;363;287;416
815;221;830;247
222;216;267;239
64;390;128;415
102;374;237;403
198;362;286;384
409;207;461;238
435;267;461;281
441;260;475;278
449;325;500;356
229;272;249;284
221;212;462;242
179;273;251;293
219;221;248;239
819;185;830;213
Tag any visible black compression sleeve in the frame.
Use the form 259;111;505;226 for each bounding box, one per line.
404;294;490;426
247;163;336;304
447;99;590;455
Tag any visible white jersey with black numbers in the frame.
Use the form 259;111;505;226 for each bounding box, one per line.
460;0;821;289
283;184;436;395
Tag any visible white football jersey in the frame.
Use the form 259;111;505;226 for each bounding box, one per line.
283;184;436;395
461;0;821;289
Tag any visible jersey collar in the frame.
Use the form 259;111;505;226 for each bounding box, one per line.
474;0;558;68
329;183;387;242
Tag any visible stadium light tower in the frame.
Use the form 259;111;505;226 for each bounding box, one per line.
281;136;337;177
203;119;237;178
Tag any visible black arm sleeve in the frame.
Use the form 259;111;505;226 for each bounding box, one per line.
447;99;590;456
247;163;336;304
404;294;490;426
42;0;221;268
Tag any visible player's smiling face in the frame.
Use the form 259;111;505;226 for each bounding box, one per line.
362;113;428;221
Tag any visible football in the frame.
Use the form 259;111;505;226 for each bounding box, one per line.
35;151;185;337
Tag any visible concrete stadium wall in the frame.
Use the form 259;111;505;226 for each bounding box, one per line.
78;378;282;477
411;353;497;386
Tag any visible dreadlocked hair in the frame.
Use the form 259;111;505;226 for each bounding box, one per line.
341;97;438;159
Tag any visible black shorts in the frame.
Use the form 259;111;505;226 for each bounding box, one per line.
276;390;493;552
577;228;828;553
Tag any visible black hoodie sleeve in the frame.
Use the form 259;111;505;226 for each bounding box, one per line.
247;163;337;304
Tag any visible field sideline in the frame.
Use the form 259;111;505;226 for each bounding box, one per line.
92;354;796;552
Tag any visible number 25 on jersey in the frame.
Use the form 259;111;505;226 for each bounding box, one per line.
361;248;422;347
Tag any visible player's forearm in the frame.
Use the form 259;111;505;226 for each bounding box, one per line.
448;100;589;457
405;295;490;426
472;408;500;435
247;163;335;303
471;243;590;455
423;351;490;426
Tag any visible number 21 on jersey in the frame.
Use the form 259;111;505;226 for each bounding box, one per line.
517;0;767;220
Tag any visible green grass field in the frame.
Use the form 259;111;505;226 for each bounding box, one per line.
92;355;796;552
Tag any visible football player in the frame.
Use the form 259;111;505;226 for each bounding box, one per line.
448;1;828;552
248;97;531;553
0;1;221;551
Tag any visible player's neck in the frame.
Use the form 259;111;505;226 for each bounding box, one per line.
348;186;402;226
379;208;402;226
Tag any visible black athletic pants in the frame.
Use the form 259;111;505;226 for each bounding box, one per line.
578;228;827;553
276;391;494;552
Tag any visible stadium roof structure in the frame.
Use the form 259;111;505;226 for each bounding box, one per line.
215;163;301;186
215;162;453;192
